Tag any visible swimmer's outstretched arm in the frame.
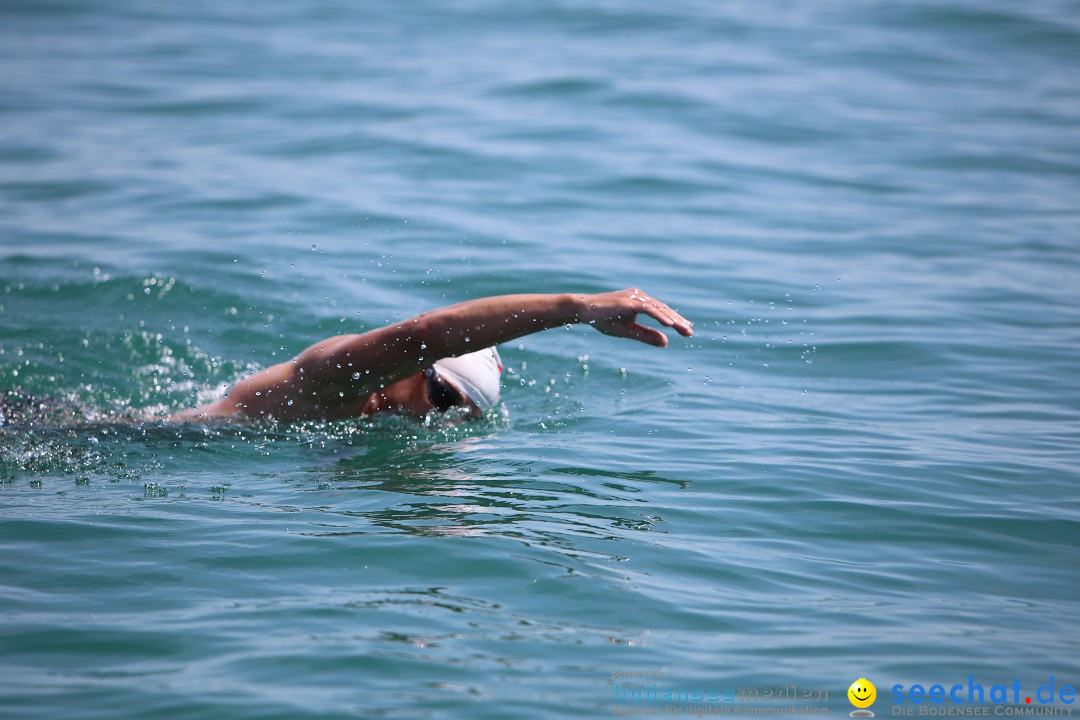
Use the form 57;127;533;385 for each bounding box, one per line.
180;288;691;420
299;287;692;385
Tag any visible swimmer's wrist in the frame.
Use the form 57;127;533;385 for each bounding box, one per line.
564;292;589;325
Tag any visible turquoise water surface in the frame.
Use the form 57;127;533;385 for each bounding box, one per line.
2;1;1079;718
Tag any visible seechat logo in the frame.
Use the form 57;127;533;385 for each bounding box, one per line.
848;678;878;717
891;676;1076;707
889;677;1075;716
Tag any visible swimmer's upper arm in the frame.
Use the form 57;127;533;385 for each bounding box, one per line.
293;319;432;392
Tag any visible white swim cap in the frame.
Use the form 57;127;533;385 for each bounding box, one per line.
433;346;503;412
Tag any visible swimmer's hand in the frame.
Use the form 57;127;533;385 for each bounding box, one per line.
578;288;693;347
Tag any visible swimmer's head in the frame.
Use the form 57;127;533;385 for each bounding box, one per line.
432;346;502;414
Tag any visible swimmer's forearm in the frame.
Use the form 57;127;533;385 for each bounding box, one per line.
415;292;582;358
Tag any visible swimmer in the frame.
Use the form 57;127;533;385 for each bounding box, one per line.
169;288;692;423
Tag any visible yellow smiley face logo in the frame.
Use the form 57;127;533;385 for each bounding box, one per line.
848;678;877;708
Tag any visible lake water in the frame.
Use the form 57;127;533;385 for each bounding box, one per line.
2;1;1079;718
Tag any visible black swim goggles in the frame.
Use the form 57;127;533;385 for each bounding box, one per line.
423;367;466;412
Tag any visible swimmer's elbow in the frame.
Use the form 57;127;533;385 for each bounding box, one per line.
294;335;360;377
407;312;460;360
409;314;434;348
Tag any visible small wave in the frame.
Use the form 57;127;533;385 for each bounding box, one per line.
487;76;611;98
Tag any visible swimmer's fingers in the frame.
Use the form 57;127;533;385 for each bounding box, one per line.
624;322;669;347
632;293;693;337
595;316;668;347
591;313;665;347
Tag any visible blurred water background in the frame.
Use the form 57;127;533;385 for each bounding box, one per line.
2;1;1079;718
